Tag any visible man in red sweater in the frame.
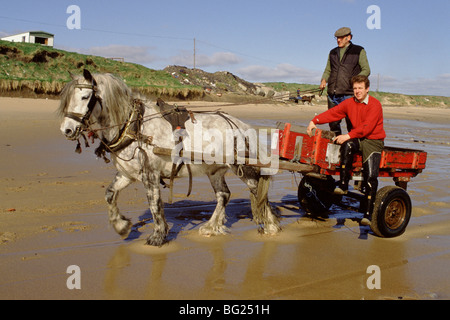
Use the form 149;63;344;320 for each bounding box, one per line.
307;75;385;225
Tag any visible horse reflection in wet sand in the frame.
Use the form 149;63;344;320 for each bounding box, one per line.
58;70;280;246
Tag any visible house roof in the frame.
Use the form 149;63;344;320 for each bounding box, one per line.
28;31;55;37
2;31;54;38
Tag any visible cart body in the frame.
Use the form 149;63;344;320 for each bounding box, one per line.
275;122;428;237
276;122;426;188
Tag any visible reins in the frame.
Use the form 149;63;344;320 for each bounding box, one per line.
66;90;276;204
296;88;324;95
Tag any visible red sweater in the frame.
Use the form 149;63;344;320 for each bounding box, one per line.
312;96;386;140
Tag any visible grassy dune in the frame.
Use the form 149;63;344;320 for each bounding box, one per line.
0;40;203;99
1;40;448;107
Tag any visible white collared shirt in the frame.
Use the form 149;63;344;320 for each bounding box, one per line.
356;95;370;104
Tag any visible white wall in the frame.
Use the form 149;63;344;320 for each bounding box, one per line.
1;32;30;43
1;32;54;47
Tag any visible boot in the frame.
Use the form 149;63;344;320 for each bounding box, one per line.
329;120;342;137
334;139;359;195
360;153;381;226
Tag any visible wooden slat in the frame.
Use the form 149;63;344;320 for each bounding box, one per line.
152;146;316;173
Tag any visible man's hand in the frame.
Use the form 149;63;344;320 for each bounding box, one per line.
332;134;351;144
306;121;317;137
319;79;327;90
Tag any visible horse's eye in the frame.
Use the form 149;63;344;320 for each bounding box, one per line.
82;95;90;100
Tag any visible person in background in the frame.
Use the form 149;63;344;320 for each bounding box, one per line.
307;75;384;226
320;27;371;136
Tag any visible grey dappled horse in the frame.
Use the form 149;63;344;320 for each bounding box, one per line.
58;70;280;246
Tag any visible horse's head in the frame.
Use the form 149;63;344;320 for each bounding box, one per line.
59;69;102;141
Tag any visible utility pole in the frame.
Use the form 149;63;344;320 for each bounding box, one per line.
193;38;196;70
377;73;380;92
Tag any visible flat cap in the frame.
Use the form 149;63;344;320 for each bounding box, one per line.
334;27;352;37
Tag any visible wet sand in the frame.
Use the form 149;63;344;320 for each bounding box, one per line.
1;96;450;300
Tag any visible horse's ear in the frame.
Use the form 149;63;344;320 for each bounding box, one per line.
83;69;93;82
68;71;76;80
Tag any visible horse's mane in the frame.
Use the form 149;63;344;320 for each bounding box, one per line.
58;73;134;126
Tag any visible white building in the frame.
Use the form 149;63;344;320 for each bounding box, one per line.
1;31;54;47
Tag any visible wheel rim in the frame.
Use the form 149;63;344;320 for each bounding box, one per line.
384;199;406;229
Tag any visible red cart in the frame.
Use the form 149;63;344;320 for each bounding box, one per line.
274;122;427;238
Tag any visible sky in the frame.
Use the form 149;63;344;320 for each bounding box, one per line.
1;0;449;97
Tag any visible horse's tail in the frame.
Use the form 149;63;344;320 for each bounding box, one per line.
250;173;280;234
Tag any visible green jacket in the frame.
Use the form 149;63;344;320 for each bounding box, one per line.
322;42;370;95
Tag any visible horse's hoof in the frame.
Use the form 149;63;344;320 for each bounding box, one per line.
113;218;132;239
199;225;229;237
145;234;166;247
258;224;281;235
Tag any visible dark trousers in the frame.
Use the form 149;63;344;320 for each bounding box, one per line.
327;94;353;136
339;139;383;219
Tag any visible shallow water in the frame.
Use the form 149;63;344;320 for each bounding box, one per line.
1;106;450;301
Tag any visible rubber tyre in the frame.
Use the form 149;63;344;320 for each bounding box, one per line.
298;175;336;215
371;186;411;238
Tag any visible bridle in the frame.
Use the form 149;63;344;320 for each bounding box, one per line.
64;83;102;128
63;80;144;161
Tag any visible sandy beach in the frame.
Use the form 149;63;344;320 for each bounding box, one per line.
1;96;450;301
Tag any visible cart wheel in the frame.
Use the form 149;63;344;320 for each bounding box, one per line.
370;186;411;238
298;175;336;216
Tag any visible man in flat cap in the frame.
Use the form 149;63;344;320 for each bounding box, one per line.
320;27;371;136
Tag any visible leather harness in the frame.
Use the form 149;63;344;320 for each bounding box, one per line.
65;89;195;203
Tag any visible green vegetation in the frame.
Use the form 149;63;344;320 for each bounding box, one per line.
369;91;450;108
0;40;203;99
264;82;450;108
0;40;448;107
264;82;322;95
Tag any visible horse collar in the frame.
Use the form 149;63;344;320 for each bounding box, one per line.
103;99;146;154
